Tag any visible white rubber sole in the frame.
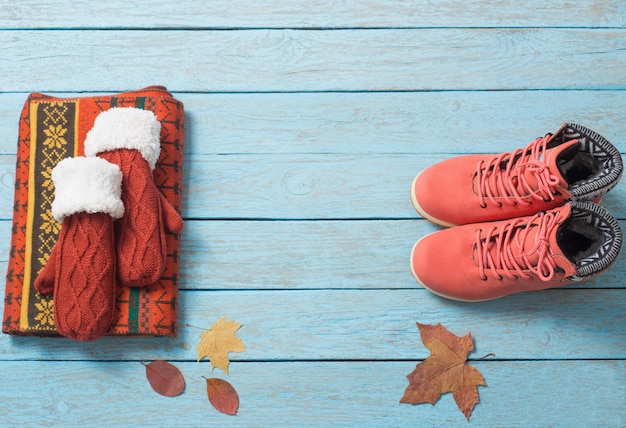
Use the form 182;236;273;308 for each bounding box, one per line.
410;172;457;228
409;235;496;303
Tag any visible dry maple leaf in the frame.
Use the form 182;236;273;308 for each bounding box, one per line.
197;317;246;374
400;322;487;421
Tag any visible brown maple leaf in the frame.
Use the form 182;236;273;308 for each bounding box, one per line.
197;317;246;374
400;322;487;421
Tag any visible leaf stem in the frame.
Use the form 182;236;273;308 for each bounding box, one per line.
474;352;496;361
185;323;206;330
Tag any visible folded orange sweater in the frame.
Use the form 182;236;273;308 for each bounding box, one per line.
2;86;184;337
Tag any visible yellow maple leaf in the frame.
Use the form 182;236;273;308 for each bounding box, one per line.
197;317;246;374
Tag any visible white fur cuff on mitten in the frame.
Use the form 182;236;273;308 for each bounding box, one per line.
51;156;125;222
83;107;162;170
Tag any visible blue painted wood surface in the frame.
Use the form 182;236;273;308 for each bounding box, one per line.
0;1;624;426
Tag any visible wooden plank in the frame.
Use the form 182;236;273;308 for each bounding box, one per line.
1;0;624;29
1;218;625;290
176;221;626;290
2;154;623;221
1;91;625;156
181;154;626;220
2;289;624;361
178;91;626;156
1;29;625;92
0;360;623;426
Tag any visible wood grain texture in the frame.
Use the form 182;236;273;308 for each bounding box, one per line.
0;360;623;427
1;29;625;92
177;221;626;290
180;154;626;220
1;0;624;29
1;218;625;291
176;91;626;156
0;154;623;221
1;91;625;156
1;289;624;361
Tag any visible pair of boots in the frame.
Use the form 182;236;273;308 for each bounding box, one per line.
410;123;623;301
34;108;184;341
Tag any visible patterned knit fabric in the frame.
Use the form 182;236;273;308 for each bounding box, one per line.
2;86;185;337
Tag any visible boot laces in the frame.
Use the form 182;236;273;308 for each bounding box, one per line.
475;210;559;281
475;135;561;208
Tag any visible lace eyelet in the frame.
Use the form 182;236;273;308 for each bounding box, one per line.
480;275;488;281
479;203;487;209
496;202;503;208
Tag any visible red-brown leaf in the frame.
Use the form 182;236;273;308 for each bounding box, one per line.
205;377;239;415
144;360;186;397
400;323;487;421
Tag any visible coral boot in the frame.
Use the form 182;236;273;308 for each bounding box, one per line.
410;201;622;301
411;123;622;226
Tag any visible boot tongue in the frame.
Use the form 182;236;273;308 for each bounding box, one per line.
512;139;578;196
546;139;580;186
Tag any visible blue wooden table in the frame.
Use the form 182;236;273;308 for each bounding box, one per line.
0;1;624;426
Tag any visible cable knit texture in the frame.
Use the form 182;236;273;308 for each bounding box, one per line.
34;156;122;341
99;149;184;288
35;212;117;341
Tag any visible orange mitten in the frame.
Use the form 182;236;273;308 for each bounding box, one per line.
84;108;183;288
34;156;124;341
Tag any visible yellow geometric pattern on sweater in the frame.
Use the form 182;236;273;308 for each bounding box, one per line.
35;103;71;328
21;100;78;332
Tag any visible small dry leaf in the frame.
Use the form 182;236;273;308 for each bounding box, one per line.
400;322;487;421
204;377;240;415
197;317;246;374
144;360;186;397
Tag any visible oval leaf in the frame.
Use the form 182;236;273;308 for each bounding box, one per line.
205;377;239;415
145;360;185;397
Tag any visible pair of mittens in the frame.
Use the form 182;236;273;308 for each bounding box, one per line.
35;108;184;341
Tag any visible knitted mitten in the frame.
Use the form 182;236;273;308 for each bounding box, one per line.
34;157;124;341
84;108;184;288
